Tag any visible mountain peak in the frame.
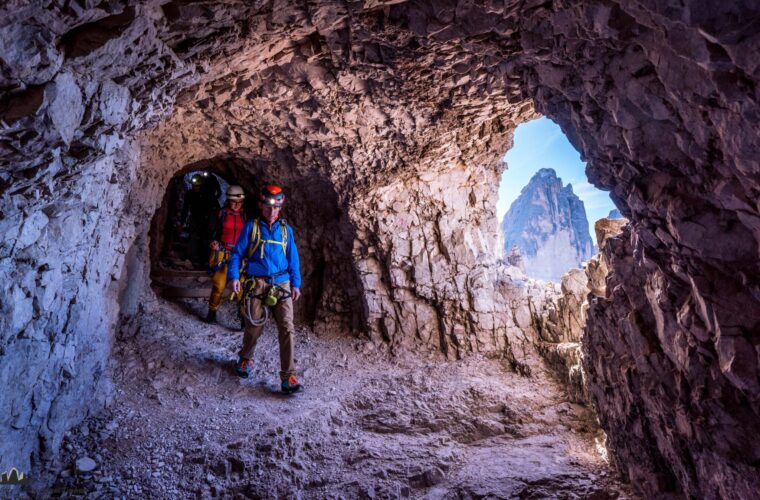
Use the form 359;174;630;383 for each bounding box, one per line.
536;167;557;177
533;168;562;183
501;170;594;281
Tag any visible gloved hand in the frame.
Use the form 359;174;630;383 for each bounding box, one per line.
233;279;241;294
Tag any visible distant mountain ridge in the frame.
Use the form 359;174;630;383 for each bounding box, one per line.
501;168;594;281
608;208;623;219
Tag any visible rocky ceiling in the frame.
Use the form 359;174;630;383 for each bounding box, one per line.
1;0;759;497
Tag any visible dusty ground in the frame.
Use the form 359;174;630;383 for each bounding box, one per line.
37;295;634;499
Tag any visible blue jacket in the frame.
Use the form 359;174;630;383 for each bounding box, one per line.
227;218;301;288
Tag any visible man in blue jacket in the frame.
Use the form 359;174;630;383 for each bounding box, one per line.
228;184;302;393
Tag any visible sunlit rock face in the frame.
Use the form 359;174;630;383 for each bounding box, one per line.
531;219;624;406
1;1;759;497
501;168;594;281
586;218;628;298
531;268;590;404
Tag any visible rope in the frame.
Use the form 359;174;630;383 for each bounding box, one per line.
244;294;269;326
241;281;290;327
241;281;293;327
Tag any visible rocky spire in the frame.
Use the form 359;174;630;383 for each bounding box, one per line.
501;168;594;281
607;209;624;219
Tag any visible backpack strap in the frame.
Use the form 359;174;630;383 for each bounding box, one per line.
246;218;262;260
246;218;289;260
280;218;288;257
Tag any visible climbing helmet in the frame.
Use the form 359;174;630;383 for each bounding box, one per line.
227;185;245;201
259;184;285;207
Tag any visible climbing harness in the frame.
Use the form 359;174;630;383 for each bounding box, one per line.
241;277;292;326
208;208;246;275
207;248;230;275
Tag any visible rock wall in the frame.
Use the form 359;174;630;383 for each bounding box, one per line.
0;2;199;479
348;164;540;364
528;218;628;405
514;3;760;497
0;139;160;478
585;225;760;498
2;1;759;497
530;268;590;404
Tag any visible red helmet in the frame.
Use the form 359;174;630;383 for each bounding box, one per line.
259;184;285;206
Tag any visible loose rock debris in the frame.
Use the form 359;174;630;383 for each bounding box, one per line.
41;297;634;499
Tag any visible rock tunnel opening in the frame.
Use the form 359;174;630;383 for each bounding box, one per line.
145;155;364;330
497;116;619;283
150;169;230;273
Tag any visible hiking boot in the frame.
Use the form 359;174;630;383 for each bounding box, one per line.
281;376;302;394
205;310;217;324
235;357;253;378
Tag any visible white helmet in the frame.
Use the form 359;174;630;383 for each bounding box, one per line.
227;185;245;201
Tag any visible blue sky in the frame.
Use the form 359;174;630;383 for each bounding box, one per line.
496;117;616;244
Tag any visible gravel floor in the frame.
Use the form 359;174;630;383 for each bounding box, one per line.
35;295;634;499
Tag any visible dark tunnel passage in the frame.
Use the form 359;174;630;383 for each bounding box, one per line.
147;155;364;329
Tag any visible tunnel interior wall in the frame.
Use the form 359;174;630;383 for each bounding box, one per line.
148;175;180;271
348;161;541;365
0;139;155;477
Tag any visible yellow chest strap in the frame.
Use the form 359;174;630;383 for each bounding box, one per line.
247;218;288;259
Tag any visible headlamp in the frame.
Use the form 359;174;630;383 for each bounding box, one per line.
259;184;285;206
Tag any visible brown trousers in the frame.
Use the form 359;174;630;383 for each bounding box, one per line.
239;279;296;379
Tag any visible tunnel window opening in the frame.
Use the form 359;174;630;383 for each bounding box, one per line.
497;117;618;282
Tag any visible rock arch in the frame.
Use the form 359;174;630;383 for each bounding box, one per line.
1;1;758;497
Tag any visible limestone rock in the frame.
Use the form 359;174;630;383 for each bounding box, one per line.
0;22;62;86
76;457;97;473
1;2;759;498
501;169;594;281
98;80;131;127
529;267;591;404
15;211;49;250
585;226;760;499
45;72;84;145
587;218;627;298
506;245;525;271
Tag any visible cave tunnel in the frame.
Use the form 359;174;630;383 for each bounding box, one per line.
1;1;759;498
147;154;363;330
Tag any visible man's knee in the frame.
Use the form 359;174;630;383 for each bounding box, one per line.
243;323;266;339
274;298;294;324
